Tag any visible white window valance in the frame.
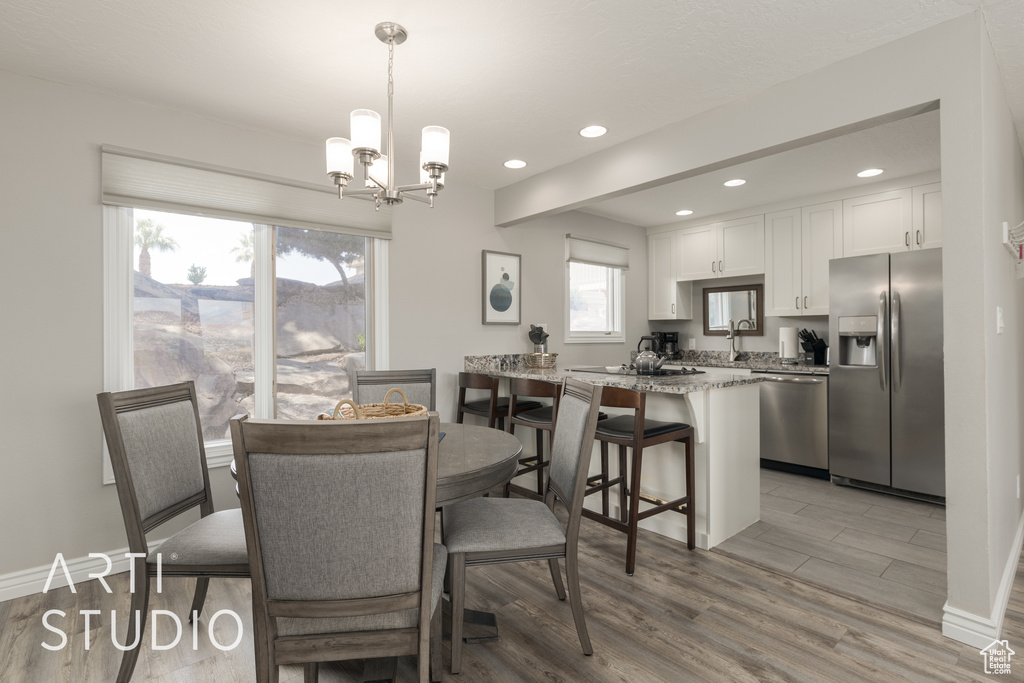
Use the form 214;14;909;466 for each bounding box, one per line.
101;145;392;239
565;234;629;270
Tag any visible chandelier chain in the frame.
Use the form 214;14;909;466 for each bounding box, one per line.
388;39;394;101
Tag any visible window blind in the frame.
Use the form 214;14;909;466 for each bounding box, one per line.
101;145;392;238
565;234;629;270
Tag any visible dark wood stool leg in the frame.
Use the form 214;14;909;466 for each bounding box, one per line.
625;446;644;576
535;427;545;495
684;434;695;550
617;444;628;523
599;440;610;517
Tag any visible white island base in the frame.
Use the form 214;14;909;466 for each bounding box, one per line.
581;383;760;550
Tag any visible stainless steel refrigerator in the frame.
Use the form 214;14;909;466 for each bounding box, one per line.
828;249;944;498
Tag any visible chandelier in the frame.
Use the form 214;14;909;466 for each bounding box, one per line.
325;22;450;209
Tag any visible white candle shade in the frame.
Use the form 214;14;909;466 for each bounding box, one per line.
351;109;382;153
325;137;354;176
421;126;450;167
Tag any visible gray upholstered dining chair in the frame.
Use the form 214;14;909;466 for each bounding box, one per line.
355;368;437;411
230;412;445;683
442;378;603;674
96;381;250;683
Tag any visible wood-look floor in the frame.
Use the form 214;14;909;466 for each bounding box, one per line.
0;511;1016;682
716;468;948;626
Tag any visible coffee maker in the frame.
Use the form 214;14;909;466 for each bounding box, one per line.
653;331;679;356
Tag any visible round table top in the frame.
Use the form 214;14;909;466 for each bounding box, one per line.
229;421;522;506
436;423;523;505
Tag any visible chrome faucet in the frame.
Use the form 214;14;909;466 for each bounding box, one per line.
726;320;740;361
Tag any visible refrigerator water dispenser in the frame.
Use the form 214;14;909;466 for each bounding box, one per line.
838;316;878;366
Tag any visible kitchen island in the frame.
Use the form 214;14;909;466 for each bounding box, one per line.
465;356;764;550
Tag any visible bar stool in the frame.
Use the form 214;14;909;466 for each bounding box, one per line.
456;372;541;430
583;385;695;575
504;378;562;499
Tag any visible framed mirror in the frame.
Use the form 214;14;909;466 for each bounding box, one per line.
703;284;763;336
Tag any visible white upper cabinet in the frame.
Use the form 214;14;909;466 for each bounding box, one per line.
677;224;717;280
764;208;801;316
842;185;941;256
801;201;842;315
764;202;840;317
647;231;693;320
677;216;765;281
719;215;766;277
842;189;913;256
912;183;942;250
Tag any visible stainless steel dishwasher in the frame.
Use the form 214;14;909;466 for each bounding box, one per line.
755;370;829;475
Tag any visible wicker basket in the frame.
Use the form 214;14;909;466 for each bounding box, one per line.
525;352;558;369
318;387;427;420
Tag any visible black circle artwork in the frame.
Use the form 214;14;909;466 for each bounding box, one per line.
490;270;514;312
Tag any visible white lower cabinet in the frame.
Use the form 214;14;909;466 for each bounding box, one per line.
765;201;841;317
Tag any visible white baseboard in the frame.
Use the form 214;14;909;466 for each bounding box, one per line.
0;540;164;603
942;509;1024;648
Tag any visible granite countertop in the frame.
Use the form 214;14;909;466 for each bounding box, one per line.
666;350;830;375
467;361;763;395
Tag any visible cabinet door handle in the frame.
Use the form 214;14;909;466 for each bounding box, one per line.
671;303;675;314
795;296;800;309
804;296;809;308
719;260;723;272
712;261;716;273
905;232;910;247
916;230;922;245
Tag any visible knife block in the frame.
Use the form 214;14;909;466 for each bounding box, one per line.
801;340;828;365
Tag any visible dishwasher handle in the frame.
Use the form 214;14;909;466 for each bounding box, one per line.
760;376;824;384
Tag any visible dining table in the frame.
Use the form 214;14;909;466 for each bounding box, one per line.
228;420;523;681
229;421;523;506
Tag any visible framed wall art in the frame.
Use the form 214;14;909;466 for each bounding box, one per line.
482;250;521;324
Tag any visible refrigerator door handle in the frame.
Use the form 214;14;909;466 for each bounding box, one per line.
891;290;902;393
878;291;887;392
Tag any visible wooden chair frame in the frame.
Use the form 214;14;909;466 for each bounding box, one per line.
447;379;603;673
583;385;695;575
97;381;251;683
231;413;441;683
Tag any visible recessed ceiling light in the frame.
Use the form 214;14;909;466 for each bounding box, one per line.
675;209;694;216
857;168;884;178
504;159;527;169
723;179;746;187
579;125;607;138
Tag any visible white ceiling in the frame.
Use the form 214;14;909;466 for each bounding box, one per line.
1;1;1022;225
581;109;942;228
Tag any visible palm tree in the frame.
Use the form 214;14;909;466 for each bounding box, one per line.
232;230;256;280
134;218;178;278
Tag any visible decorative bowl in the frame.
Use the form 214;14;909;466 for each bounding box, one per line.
525;352;557;369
